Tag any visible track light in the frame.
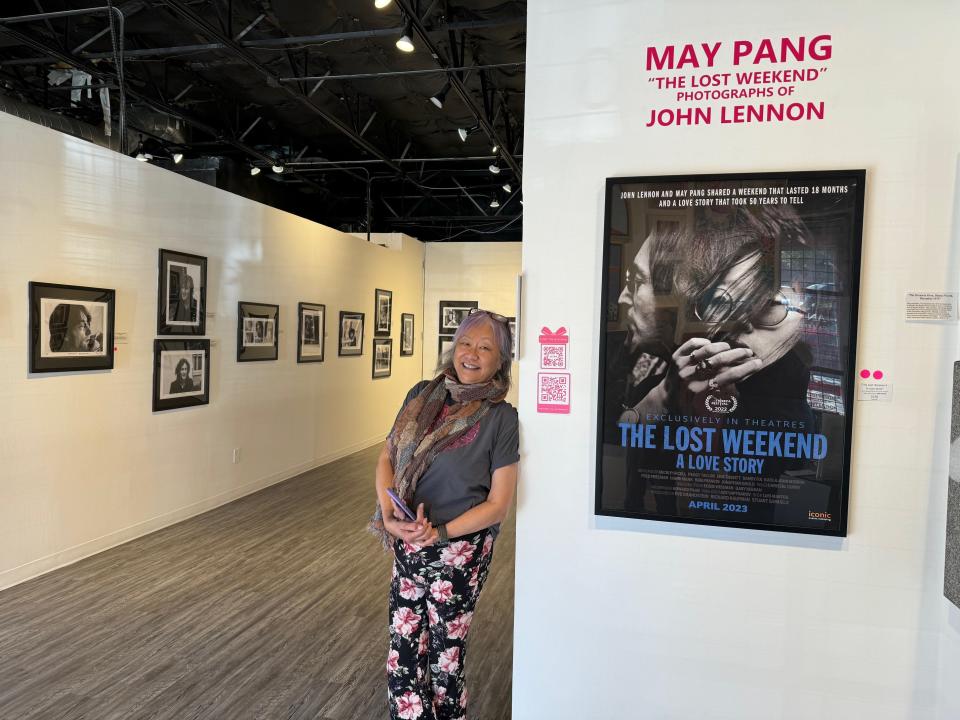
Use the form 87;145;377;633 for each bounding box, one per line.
396;19;415;52
489;162;501;175
430;82;450;109
491;144;498;153
172;152;184;164
135;152;149;162
250;166;261;176
502;182;512;193
374;0;392;7
458;124;479;142
489;196;500;209
272;164;285;174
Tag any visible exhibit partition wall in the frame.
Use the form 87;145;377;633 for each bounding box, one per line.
516;2;960;719
423;242;522;407
0;111;425;590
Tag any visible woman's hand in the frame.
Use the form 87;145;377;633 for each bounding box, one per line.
382;502;439;547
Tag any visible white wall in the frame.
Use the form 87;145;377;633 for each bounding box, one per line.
516;2;960;718
0;111;425;589
423;242;522;407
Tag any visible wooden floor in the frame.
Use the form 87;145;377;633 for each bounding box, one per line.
0;445;514;720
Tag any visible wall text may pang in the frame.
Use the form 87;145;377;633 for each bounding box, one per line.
644;35;832;128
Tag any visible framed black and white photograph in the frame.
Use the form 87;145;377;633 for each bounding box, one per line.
153;339;210;411
506;317;517;360
339;311;364;356
297;302;325;363
29;282;115;373
438;300;478;334
374;288;392;337
157;249;206;336
438;335;454;359
237;301;279;362
373;338;392;378
596;170;865;537
400;313;415;356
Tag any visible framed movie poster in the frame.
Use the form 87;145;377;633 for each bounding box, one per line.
157;249;206;336
153;339;210;411
947;361;960;609
400;313;415;356
438;300;477;334
373;338;393;378
374;288;392;337
237;301;279;362
29;282;115;373
596;170;865;536
339;311;364;356
298;302;325;363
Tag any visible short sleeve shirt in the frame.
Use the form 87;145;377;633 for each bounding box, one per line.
398;381;519;537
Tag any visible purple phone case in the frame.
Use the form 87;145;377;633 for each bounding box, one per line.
386;488;416;520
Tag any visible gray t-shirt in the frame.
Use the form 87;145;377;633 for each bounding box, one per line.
398;381;519;537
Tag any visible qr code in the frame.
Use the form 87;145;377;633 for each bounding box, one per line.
540;344;567;369
538;373;569;403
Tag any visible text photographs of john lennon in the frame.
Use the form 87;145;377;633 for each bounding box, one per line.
243;317;276;347
166;261;202;327
39;298;108;357
159;349;205;399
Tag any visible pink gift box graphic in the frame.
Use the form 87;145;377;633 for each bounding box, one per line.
539;326;568;369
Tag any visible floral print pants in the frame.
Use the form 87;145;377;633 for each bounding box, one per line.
387;530;495;720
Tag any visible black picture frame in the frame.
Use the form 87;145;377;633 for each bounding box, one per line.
596;170;865;537
373;338;393;378
152;339;210;411
237;301;279;362
374;288;393;337
438;335;454;359
506;316;517;360
297;302;325;363
339;311;365;356
28;281;116;373
400;313;415;356
438;300;478;334
157;248;207;336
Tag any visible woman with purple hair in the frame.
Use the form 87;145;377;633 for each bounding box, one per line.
370;309;519;720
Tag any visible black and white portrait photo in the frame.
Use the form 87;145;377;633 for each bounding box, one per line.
153;339;210;411
29;282;115;373
375;288;392;337
40;298;107;357
157;249;207;336
438;300;478;334
339;311;364;356
237;302;279;362
372;338;392;378
242;317;275;347
400;313;415;356
438;336;454;359
298;302;325;363
507;317;517;359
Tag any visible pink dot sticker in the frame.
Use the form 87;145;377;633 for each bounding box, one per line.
859;369;870;379
873;370;884;380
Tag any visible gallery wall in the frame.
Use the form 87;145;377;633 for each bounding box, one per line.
0;111;426;590
422;241;522;407
516;1;960;718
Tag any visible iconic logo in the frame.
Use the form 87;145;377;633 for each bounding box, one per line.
808;510;832;521
705;394;738;414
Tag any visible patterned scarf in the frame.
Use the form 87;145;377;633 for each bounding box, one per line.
368;368;508;547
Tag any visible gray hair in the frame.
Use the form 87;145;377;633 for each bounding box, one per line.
436;310;513;388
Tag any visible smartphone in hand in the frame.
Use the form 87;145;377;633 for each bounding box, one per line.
386;488;417;521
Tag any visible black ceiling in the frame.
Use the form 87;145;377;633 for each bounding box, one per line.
0;0;525;240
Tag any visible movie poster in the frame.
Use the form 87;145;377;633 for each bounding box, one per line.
596;170;864;535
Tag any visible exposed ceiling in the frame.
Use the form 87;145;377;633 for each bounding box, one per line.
0;0;525;241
